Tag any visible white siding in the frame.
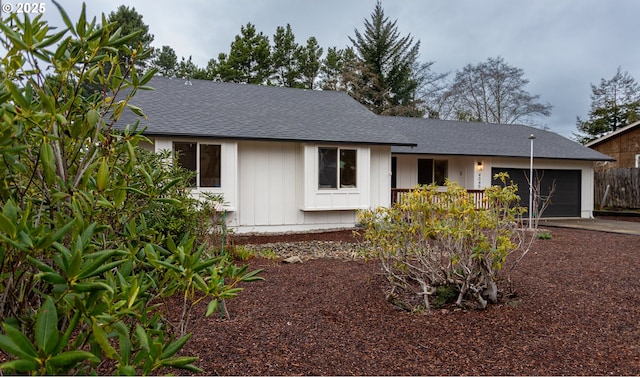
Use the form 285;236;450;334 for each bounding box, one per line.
150;137;238;210
370;145;393;208
234;141;389;233
146;138;394;233
301;144;371;211
236;141;303;229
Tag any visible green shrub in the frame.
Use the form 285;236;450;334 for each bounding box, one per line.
0;4;261;375
537;230;553;240
359;175;529;311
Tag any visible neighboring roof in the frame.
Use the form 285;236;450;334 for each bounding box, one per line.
585;121;640;148
389;117;614;161
117;76;415;146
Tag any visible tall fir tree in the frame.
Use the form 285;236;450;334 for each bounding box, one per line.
348;1;423;116
320;47;345;91
297;37;323;89
271;24;301;87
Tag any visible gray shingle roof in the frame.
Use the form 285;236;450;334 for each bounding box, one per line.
389;117;614;161
117;76;612;161
118;76;415;146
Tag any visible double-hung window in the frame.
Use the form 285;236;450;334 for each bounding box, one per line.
318;147;357;189
173;142;221;188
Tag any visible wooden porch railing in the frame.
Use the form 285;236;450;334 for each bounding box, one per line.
391;188;488;210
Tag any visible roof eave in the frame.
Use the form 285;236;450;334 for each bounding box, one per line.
585;120;640;147
390;150;615;162
141;131;417;147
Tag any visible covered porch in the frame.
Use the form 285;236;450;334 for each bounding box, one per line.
391;188;488;209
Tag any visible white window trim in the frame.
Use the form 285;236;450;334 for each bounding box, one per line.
173;141;222;189
318;146;359;190
302;144;370;211
153;138;238;211
636;154;640;168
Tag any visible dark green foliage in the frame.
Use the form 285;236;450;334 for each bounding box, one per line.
271;24;301;87
347;1;423;116
320;46;344;90
575;67;640;143
0;3;260;375
176;55;208;80
107;4;155;70
298;37;323;89
212;23;272;84
152;45;178;77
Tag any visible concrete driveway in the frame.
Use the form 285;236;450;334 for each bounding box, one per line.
539;218;640;236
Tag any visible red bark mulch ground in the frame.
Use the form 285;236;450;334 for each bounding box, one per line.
170;225;640;376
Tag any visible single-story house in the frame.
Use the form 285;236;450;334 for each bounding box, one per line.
120;76;612;232
388;117;613;218
585;120;640;170
120;76;415;233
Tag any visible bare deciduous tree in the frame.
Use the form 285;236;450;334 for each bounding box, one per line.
438;56;552;126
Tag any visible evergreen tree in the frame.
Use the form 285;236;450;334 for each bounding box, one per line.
320;47;345;91
213;23;271;84
297;37;323;89
348;1;423;116
107;5;155;69
271;24;301;87
177;56;207;80
152;45;178;77
575;67;640;143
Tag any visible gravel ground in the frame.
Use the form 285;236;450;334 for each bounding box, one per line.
168;225;640;376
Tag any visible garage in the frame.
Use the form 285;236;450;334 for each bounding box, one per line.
491;168;582;218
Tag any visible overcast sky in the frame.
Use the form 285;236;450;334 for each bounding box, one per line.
13;0;640;139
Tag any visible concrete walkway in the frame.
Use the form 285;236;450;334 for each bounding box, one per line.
538;218;640;236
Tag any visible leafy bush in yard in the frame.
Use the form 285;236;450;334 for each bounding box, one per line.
359;175;534;311
0;3;261;375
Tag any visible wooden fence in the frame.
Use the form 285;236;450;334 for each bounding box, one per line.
594;168;640;209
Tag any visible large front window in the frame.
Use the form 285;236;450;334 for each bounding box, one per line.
318;147;357;189
173;142;221;188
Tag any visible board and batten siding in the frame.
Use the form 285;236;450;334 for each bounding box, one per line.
232;141;392;233
150;137;239;210
148;138;392;233
369;145;393;208
234;140;304;230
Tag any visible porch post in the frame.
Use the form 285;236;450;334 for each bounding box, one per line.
528;134;536;229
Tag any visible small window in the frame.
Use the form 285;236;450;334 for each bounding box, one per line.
318;147;357;189
173;142;221;188
418;158;448;186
